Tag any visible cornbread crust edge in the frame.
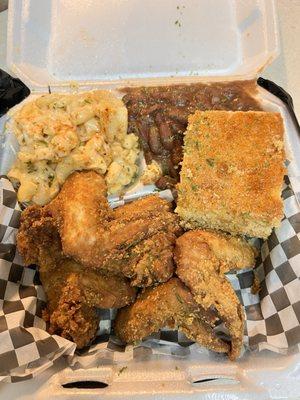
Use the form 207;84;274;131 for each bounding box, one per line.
176;111;286;239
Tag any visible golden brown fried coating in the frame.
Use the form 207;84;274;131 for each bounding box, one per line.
42;260;136;348
115;230;256;360
42;260;136;311
115;232;176;287
43;274;100;349
17;170;180;346
183;230;257;273
175;230;256;360
17;205;62;269
115;278;229;354
47;171;180;286
17;205;136;348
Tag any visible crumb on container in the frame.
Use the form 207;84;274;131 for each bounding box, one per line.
251;273;261;294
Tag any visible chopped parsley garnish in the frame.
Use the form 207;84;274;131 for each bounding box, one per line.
175;293;183;304
118;366;128;375
26;161;37;173
206;158;215;167
48;173;55;187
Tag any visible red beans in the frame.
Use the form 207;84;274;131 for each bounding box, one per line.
148;126;163;155
159;122;174;151
155;175;177;190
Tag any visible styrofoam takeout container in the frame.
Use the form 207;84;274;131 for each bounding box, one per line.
1;0;300;398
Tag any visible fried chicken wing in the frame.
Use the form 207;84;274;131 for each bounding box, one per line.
184;230;257;273
17;205;136;348
175;230;256;360
42;260;136;347
114;278;229;354
47;171;180;286
43;260;136;311
115;230;256;360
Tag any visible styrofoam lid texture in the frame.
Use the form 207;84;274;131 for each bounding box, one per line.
7;0;279;90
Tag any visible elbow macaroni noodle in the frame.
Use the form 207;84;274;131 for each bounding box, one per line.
8;90;140;205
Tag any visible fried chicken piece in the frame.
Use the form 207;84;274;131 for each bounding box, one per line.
115;230;256;360
17;205;61;268
43;273;100;349
175;230;256;360
47;171;180;286
182;230;257;273
115;278;229;354
111;232;176;287
42;260;136;347
17;205;136;348
42;260;136;311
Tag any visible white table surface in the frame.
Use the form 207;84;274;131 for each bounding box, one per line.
0;1;299;399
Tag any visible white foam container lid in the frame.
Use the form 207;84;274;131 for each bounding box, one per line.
8;0;279;89
2;0;300;399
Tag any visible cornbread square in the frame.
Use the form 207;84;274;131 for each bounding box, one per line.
176;111;285;238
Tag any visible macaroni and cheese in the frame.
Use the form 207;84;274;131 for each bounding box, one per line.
8;90;139;204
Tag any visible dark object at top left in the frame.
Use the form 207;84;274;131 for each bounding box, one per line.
0;69;30;117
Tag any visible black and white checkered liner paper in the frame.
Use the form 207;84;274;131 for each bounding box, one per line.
0;176;299;382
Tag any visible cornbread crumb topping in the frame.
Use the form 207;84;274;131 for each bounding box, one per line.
176;111;286;238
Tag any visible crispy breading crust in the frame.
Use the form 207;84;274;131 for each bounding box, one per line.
43;274;100;349
114;278;229;354
47;171;181;286
175;230;256;360
17;204;136;348
42;260;136;311
115;230;256;360
176;111;285;238
41;261;136;348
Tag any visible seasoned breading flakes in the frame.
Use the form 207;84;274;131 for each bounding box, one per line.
115;230;256;360
176;111;285;238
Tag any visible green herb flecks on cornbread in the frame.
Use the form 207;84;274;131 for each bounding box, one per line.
176;111;285;238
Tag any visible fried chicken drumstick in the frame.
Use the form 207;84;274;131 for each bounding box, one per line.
115;230;256;360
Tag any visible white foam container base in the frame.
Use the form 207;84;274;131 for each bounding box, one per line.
1;0;300;398
0;350;299;399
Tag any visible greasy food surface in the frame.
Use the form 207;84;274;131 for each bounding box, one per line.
47;171;180;286
175;230;256;360
122;81;262;190
17;204;136;348
176;111;285;238
114;278;230;355
8;90;139;204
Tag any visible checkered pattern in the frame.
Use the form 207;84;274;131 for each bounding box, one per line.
247;178;300;353
0;176;299;382
0;178;76;383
